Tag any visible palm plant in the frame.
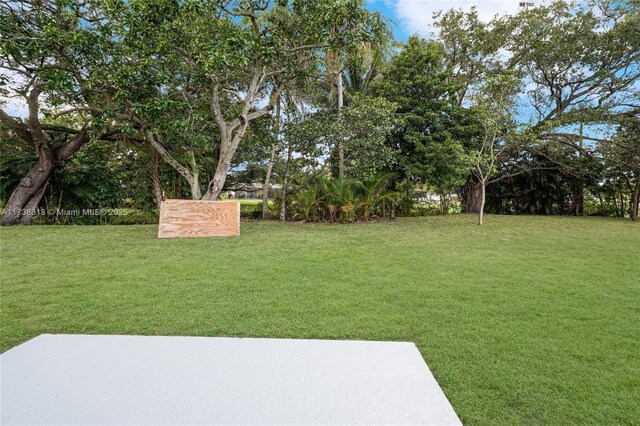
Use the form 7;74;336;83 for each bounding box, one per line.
356;174;398;220
291;185;322;222
325;178;360;222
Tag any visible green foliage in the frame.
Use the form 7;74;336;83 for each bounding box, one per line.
289;94;396;180
468;72;521;183
110;209;159;225
355;175;397;220
239;200;264;220
2;0;639;223
485;161;572;215
600;122;640;187
287;175;396;222
0;131;34;201
48;143;124;210
96;0;388;198
372;36;477;193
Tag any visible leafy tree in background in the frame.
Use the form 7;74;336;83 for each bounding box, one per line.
301;94;396;181
104;0;386;201
435;0;640;215
0;0;128;225
342;41;390;96
433;7;506;108
600;122;640;221
372;36;475;213
469;74;520;225
505;0;639;215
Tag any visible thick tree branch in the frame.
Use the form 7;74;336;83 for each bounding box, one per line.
0;108;33;144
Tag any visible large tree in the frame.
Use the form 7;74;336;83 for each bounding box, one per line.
600;121;640;221
299;93;396;181
435;1;640;214
372;36;475;207
104;0;385;201
0;0;125;225
507;1;640;214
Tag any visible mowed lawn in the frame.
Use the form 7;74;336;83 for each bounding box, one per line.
1;215;638;424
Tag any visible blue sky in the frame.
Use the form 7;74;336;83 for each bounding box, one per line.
364;0;544;41
9;0;525;118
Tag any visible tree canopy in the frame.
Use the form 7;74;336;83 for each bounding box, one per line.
1;0;639;225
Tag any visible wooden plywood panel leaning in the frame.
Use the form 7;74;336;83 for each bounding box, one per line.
158;200;240;238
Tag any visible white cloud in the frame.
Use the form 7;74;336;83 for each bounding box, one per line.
392;0;544;36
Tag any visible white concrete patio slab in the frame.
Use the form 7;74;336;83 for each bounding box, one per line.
1;334;461;425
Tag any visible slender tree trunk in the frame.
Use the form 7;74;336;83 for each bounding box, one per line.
263;101;280;219
440;193;449;215
478;180;486;225
189;180;202;200
150;150;163;208
262;144;277;219
337;72;345;179
388;178;397;219
569;180;584;216
147;131;201;199
597;192;606;216
631;182;639;222
279;146;293;221
188;150;200;200
613;187;621;217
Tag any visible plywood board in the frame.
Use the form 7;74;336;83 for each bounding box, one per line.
1;334;462;425
158;200;240;238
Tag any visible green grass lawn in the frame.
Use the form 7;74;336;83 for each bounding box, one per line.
1;215;638;424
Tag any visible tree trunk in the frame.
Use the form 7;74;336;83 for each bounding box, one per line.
188;150;201;200
478;180;486;225
597;192;606;216
202;123;250;200
262;144;277;219
202;167;227;200
150;150;163;208
465;180;483;213
440;193;449;215
1;156;53;226
337;71;345;179
569;181;584;216
279;146;293;221
1;133;88;226
263;101;280;219
613;187;621;217
631;182;639;222
147;131;201;199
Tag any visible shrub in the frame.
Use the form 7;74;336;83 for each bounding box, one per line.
286;175;397;223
